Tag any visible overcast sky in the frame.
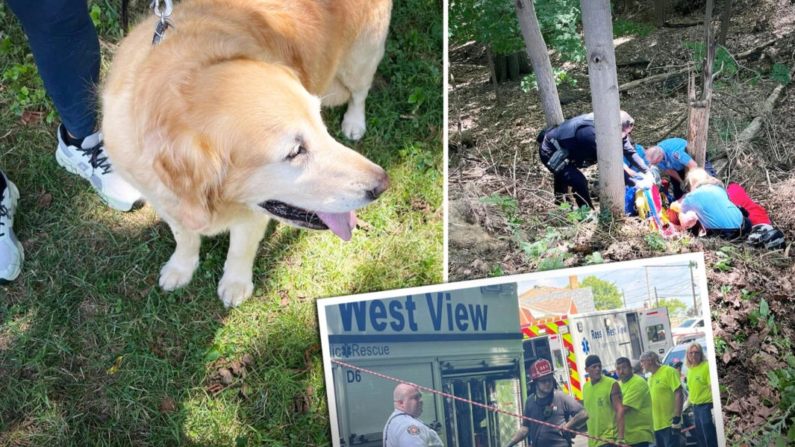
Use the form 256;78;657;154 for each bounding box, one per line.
516;260;701;310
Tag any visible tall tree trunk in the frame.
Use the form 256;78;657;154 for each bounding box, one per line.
719;0;732;46
514;0;563;126
654;0;668;27
507;52;520;81
580;0;625;216
486;45;502;107
688;0;716;168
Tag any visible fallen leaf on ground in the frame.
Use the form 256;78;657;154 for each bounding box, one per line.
21;110;44;125
106;356;123;375
159;397;176;413
37;192;52;208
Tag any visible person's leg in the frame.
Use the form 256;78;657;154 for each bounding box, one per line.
0;169;24;284
694;405;719;447
553;174;568;205
655;428;676;447
703;159;718;177
6;0;142;212
693;405;709;447
6;0;99;138
727;183;771;226
654;429;666;447
693;407;708;447
629;443;649;447
561;165;592;209
539;144;568;206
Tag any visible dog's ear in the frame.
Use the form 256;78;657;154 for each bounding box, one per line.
152;126;225;231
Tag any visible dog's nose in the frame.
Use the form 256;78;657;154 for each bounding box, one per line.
367;171;390;200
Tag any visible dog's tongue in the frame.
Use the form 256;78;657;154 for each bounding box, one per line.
316;211;356;241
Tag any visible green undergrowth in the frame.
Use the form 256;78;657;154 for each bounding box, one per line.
613;19;654;37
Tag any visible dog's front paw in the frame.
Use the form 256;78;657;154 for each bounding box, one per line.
342;113;366;141
217;276;253;308
159;257;198;291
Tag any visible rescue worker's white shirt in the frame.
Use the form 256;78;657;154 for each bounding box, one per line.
383;409;444;447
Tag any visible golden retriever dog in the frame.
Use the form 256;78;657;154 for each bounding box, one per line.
102;0;392;307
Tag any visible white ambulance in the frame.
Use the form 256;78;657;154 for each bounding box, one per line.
323;283;525;447
521;307;673;401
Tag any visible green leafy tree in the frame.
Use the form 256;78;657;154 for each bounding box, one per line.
581;276;623;310
535;0;584;62
450;0;584;61
657;297;688;319
450;0;524;54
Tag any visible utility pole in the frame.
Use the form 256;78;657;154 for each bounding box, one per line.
645;267;652;307
654;287;659;308
689;263;699;315
622;289;627;308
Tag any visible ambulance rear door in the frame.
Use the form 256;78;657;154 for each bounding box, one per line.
547;332;571;396
638;307;673;356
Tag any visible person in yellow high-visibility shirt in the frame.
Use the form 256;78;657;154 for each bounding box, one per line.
616;357;654;447
583;355;625;447
640;351;683;447
685;342;719;447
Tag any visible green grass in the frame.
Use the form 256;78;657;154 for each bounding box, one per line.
612;19;654;37
0;0;443;445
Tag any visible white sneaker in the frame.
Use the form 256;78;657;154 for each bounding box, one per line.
0;170;23;284
55;124;143;212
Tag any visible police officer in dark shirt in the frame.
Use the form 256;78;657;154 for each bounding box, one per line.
503;359;589;447
537;111;650;209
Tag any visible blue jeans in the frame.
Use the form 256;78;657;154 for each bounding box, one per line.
6;0;100;138
693;403;719;447
654;427;677;447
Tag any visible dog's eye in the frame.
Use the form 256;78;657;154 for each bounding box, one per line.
287;144;307;160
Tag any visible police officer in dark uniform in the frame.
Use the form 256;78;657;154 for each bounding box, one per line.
537;111;650;209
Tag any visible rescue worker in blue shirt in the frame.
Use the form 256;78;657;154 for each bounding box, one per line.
537;111;650;209
384;384;444;447
644;138;717;200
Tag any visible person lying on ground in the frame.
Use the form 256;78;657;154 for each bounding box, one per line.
644;138;717;200
537;111;650;209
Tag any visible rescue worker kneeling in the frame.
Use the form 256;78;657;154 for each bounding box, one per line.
503;359;589;447
674;168;752;240
537;111;650;209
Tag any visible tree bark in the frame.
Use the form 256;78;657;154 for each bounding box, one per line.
486;45;502;106
508;52;520;81
654;0;668;27
719;0;732;46
687;1;716;169
580;0;625;216
514;0;563;126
